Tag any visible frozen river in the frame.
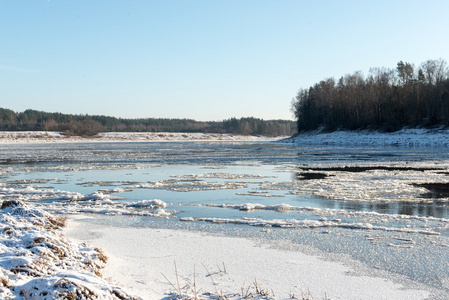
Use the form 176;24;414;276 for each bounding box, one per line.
1;140;449;298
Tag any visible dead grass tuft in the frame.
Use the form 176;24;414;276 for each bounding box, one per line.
47;215;67;229
54;277;97;299
1;277;10;288
2;226;14;236
163;262;330;300
20;289;30;300
94;247;108;263
1;199;24;209
111;289;140;300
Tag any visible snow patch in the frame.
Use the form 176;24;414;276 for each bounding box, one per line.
283;128;449;147
0;199;137;299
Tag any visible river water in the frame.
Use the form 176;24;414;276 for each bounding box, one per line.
1;141;449;297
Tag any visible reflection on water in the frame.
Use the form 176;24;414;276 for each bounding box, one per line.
323;199;449;219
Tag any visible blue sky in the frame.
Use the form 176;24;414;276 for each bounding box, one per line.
1;1;449;121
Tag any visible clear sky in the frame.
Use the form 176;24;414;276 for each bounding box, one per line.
1;1;449;121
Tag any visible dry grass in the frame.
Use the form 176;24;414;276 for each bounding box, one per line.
94;247;109;263
1;199;20;209
47;215;67;229
54;277;97;299
1;277;10;288
162;261;330;300
1;199;138;300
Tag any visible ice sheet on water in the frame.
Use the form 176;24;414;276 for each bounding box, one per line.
179;215;441;236
0;186;174;218
170;172;273;179
126;199;166;208
133;178;248;192
129;172;274;193
98;187;127;194
260;167;449;202
178;202;449;237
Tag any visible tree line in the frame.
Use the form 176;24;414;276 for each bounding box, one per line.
292;58;449;132
0;108;295;136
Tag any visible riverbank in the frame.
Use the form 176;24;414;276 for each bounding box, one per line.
0;200;138;299
2;128;449;147
283;128;449;147
0;131;284;144
63;216;432;300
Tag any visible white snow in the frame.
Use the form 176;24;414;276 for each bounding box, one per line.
1;128;448;146
0;200;137;299
2;129;449;299
0;131;284;144
0;186;174;218
259;168;449;202
64;218;431;300
283;127;449;147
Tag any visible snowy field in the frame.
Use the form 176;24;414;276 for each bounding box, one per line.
1;130;449;299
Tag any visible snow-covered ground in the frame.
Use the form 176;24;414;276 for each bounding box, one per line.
0;200;137;299
0;131;283;143
283;128;449;147
1;128;449;146
64;217;431;300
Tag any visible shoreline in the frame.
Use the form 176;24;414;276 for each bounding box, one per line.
0;200;138;299
282;128;449;147
63;216;432;300
1;128;449;147
0;131;284;144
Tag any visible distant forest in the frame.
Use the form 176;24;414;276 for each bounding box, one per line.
292;58;449;132
0;108;295;137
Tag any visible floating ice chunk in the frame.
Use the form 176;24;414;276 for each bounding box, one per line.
127;199;167;209
60;193;85;201
238;203;266;211
134;179;247;192
270;203;293;211
152;208;171;217
24;186;37;193
0;187;15;193
84;192;110;200
99;187;126;194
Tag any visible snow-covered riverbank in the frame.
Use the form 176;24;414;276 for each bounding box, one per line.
64;217;431;300
283;128;449;147
0;200;137;299
2;128;449;147
0;131;283;144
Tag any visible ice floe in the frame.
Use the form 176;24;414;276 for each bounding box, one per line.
0;187;173;218
132;179;247;192
178;202;449;236
180;215;441;235
259;168;449;202
170;172;272;180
